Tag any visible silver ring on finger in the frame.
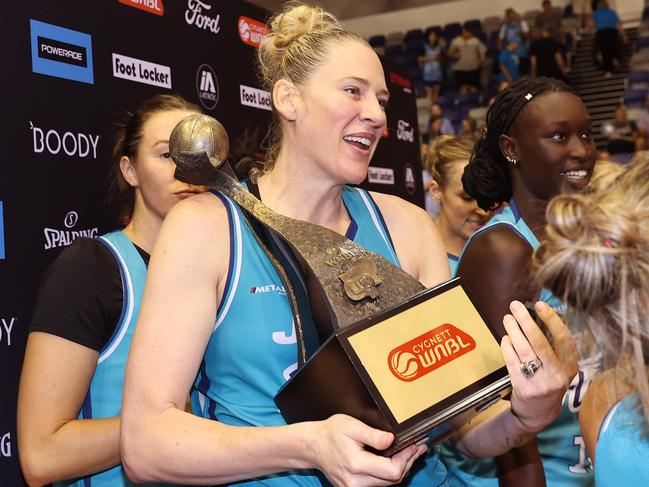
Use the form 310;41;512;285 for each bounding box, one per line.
520;357;543;378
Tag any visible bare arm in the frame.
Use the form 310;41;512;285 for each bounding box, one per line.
501;63;513;83
121;194;424;485
18;333;119;486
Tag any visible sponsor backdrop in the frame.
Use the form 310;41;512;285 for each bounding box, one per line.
0;1;422;483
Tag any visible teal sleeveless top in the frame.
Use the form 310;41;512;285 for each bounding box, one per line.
439;201;595;486
191;186;449;487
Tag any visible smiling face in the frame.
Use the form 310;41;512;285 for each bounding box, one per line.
127;109;209;221
289;39;389;185
437;159;491;241
504;91;597;201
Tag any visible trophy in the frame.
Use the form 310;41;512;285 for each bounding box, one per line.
169;114;511;455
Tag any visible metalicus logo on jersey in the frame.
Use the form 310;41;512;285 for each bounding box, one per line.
388;324;476;382
30;19;94;84
196;64;218;110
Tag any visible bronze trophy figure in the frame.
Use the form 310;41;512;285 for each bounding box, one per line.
170;114;511;455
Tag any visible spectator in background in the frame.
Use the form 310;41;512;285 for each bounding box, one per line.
535;0;565;44
530;23;566;80
449;26;486;93
498;41;520;83
460;116;479;137
419;30;444;102
498;8;530;75
572;0;592;32
431;103;455;135
602;105;641;161
591;0;628;76
634;93;649;147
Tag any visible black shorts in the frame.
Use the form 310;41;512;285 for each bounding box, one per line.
455;69;480;89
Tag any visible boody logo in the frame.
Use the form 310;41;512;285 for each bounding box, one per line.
238;16;269;48
112;53;171;88
196;64;218;110
118;0;164;15
30;19;94;84
388;324;476;382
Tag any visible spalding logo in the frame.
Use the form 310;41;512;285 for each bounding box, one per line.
388;324;476;382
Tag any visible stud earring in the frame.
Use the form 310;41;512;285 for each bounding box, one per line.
505;155;518;165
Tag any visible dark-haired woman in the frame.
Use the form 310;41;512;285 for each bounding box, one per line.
454;77;598;485
17;94;206;487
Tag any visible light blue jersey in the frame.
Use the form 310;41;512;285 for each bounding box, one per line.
54;231;168;487
440;201;595;486
595;394;649;485
448;253;459;277
191;187;449;487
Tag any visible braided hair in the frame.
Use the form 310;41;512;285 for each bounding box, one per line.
462;77;575;211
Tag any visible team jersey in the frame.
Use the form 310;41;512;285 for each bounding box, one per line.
595;394;649;485
440;201;595;486
447;253;459;277
54;231;169;487
191;186;449;487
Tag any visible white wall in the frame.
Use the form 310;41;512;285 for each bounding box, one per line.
341;0;642;38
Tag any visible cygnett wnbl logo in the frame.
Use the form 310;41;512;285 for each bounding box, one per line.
388;324;476;382
30;19;94;84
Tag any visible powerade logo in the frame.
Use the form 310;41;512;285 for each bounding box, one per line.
238;16;268;48
112;53;171;88
0;201;4;260
196;64;218;110
118;0;164;15
240;84;271;111
30;19;94;84
388;324;476;382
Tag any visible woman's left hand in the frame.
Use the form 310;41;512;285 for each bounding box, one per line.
500;300;578;434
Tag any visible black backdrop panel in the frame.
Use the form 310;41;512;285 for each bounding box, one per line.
0;2;422;484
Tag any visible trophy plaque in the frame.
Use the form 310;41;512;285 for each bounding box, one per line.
275;278;510;455
169;115;511;455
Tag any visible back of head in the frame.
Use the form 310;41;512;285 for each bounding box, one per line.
109;94;201;226
425;135;476;187
535;156;649;422
462;77;573;211
256;2;367;174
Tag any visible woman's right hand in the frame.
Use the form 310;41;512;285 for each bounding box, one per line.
309;414;427;487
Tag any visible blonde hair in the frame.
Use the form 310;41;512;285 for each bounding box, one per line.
535;156;649;425
255;2;368;177
588;159;625;193
424;135;476;186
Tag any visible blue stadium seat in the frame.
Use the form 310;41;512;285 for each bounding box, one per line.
369;35;386;48
624;88;647;107
443;22;462;42
424;25;443;38
404;28;424;43
637;36;649;51
464;19;482;33
627;70;649;91
384;44;404;61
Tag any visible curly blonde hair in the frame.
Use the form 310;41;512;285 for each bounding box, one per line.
535;156;649;425
254;2;368;177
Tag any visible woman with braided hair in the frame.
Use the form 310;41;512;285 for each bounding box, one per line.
121;5;575;487
535;156;649;484
453;77;597;486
